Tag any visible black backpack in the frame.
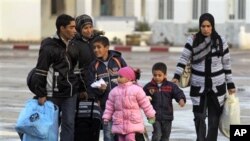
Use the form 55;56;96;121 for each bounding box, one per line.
26;67;36;94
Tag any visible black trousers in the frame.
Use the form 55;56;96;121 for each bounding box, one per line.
193;93;223;141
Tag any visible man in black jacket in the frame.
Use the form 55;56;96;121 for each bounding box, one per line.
32;14;77;141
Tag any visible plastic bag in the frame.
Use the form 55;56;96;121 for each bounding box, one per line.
219;94;240;138
15;99;59;140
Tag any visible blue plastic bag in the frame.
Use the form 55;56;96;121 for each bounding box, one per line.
15;99;59;141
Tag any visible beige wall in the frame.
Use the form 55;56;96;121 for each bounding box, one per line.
0;0;41;41
41;0;76;39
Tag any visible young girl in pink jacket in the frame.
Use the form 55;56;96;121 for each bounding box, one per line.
102;66;156;141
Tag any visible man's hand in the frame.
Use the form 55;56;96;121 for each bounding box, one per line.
38;96;46;105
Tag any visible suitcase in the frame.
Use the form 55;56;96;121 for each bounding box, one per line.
74;99;102;141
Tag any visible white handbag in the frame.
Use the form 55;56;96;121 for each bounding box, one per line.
179;63;191;88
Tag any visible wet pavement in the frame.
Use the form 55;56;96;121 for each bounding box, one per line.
0;48;250;141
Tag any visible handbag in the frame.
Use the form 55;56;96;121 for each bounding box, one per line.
179;62;191;88
219;94;240;138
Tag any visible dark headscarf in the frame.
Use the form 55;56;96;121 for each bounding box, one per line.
193;13;223;58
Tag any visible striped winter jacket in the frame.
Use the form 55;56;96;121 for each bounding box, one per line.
173;35;235;106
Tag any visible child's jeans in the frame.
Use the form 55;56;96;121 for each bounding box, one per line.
117;132;136;141
152;120;172;141
103;121;115;141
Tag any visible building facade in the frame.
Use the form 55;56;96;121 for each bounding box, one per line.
1;0;250;47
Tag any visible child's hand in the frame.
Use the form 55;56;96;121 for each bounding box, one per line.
179;99;185;107
103;119;109;125
147;96;152;101
148;117;155;124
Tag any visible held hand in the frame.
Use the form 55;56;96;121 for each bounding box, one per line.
172;78;179;84
148;117;156;124
38;96;46;105
179;99;185;107
103;119;109;125
228;88;236;95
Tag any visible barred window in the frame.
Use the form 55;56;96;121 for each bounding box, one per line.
51;0;65;15
100;0;113;16
158;0;174;20
229;0;246;20
192;0;208;20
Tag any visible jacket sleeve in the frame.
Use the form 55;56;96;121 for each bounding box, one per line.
172;83;186;103
68;41;87;93
173;36;193;80
33;44;53;97
221;37;235;89
137;87;155;118
102;89;115;120
86;61;104;99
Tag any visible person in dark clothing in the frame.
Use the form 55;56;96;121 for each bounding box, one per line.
31;14;78;141
172;13;236;141
88;36;127;141
68;14;104;99
144;62;186;141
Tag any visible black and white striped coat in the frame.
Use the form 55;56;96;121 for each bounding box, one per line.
173;35;235;106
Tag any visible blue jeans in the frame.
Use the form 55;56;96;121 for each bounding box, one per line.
48;94;77;141
152;120;172;141
103;121;115;141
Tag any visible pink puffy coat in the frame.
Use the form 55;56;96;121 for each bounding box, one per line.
102;82;156;134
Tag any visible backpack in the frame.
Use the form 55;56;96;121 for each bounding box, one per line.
94;57;121;70
26;67;36;94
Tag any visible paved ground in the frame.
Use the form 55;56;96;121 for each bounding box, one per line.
0;48;249;141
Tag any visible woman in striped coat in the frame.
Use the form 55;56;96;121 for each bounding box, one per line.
172;13;236;141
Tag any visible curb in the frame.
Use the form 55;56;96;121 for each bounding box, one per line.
0;44;183;53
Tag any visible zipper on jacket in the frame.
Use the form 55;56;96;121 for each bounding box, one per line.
54;72;59;92
65;55;73;96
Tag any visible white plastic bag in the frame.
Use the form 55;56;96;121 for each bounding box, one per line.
219;94;240;138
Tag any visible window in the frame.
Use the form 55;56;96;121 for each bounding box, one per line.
229;0;246;20
51;0;65;15
101;0;113;16
192;0;208;19
158;0;174;20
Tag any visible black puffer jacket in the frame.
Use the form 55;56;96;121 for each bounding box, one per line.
143;79;186;121
68;31;104;93
32;34;78;97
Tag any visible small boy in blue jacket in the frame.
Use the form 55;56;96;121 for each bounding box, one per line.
143;62;186;141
